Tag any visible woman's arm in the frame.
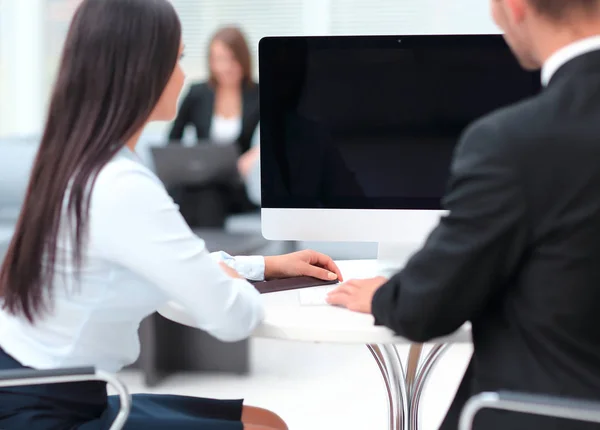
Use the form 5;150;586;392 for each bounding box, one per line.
91;163;263;342
238;84;260;152
210;251;264;281
240;124;261;205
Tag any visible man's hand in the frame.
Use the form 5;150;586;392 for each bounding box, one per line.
326;277;388;313
264;250;343;282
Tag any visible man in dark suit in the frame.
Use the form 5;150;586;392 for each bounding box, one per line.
327;1;600;429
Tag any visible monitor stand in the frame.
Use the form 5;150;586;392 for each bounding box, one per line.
376;242;421;277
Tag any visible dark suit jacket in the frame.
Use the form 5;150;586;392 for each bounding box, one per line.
372;49;600;430
168;82;260;153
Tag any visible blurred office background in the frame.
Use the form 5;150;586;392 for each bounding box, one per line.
0;1;496;429
1;0;497;138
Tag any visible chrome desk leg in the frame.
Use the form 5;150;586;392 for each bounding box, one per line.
405;344;424;397
385;345;410;430
368;345;408;430
409;343;451;430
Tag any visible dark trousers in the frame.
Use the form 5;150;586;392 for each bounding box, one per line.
0;348;244;429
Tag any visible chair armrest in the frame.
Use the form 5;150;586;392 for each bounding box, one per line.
0;366;95;383
0;367;131;430
459;391;600;430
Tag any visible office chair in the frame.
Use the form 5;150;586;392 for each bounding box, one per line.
459;391;600;430
0;366;131;430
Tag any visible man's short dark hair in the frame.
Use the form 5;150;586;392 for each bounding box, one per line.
528;0;600;20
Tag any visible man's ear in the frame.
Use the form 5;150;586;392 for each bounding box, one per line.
504;0;528;24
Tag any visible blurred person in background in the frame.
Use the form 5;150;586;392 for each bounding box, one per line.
239;123;261;206
168;26;259;227
0;1;342;429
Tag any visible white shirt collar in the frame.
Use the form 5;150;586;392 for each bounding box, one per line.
541;35;600;86
119;145;141;162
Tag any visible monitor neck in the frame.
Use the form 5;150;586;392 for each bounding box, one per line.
377;242;421;269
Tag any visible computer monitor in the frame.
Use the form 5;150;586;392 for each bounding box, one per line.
259;35;541;263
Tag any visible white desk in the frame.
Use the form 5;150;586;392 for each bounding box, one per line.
159;260;472;430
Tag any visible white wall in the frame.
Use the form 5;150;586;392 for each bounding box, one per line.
0;0;8;135
0;0;44;137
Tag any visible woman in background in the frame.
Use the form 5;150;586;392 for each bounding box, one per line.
168;26;259;227
169;26;259;152
240;123;261;206
0;1;341;428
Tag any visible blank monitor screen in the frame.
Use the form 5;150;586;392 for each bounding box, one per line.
259;35;541;210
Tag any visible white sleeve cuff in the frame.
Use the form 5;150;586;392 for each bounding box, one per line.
210;252;265;281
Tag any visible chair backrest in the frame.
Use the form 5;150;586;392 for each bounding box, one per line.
459;391;600;430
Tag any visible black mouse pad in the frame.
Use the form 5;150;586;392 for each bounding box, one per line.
251;276;339;294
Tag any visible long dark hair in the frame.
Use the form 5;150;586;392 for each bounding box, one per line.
0;0;181;322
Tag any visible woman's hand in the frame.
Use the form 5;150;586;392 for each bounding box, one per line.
219;261;243;279
237;146;260;179
264;250;343;282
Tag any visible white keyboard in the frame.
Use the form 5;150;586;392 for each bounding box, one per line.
297;264;399;307
298;285;338;306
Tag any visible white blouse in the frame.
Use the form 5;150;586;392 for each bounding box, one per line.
0;148;264;372
209;115;242;144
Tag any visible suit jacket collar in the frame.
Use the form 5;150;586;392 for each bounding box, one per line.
542;36;600;86
546;42;600;87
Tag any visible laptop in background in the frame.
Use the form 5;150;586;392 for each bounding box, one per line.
151;142;240;187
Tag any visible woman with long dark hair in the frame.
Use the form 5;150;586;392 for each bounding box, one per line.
0;1;341;428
